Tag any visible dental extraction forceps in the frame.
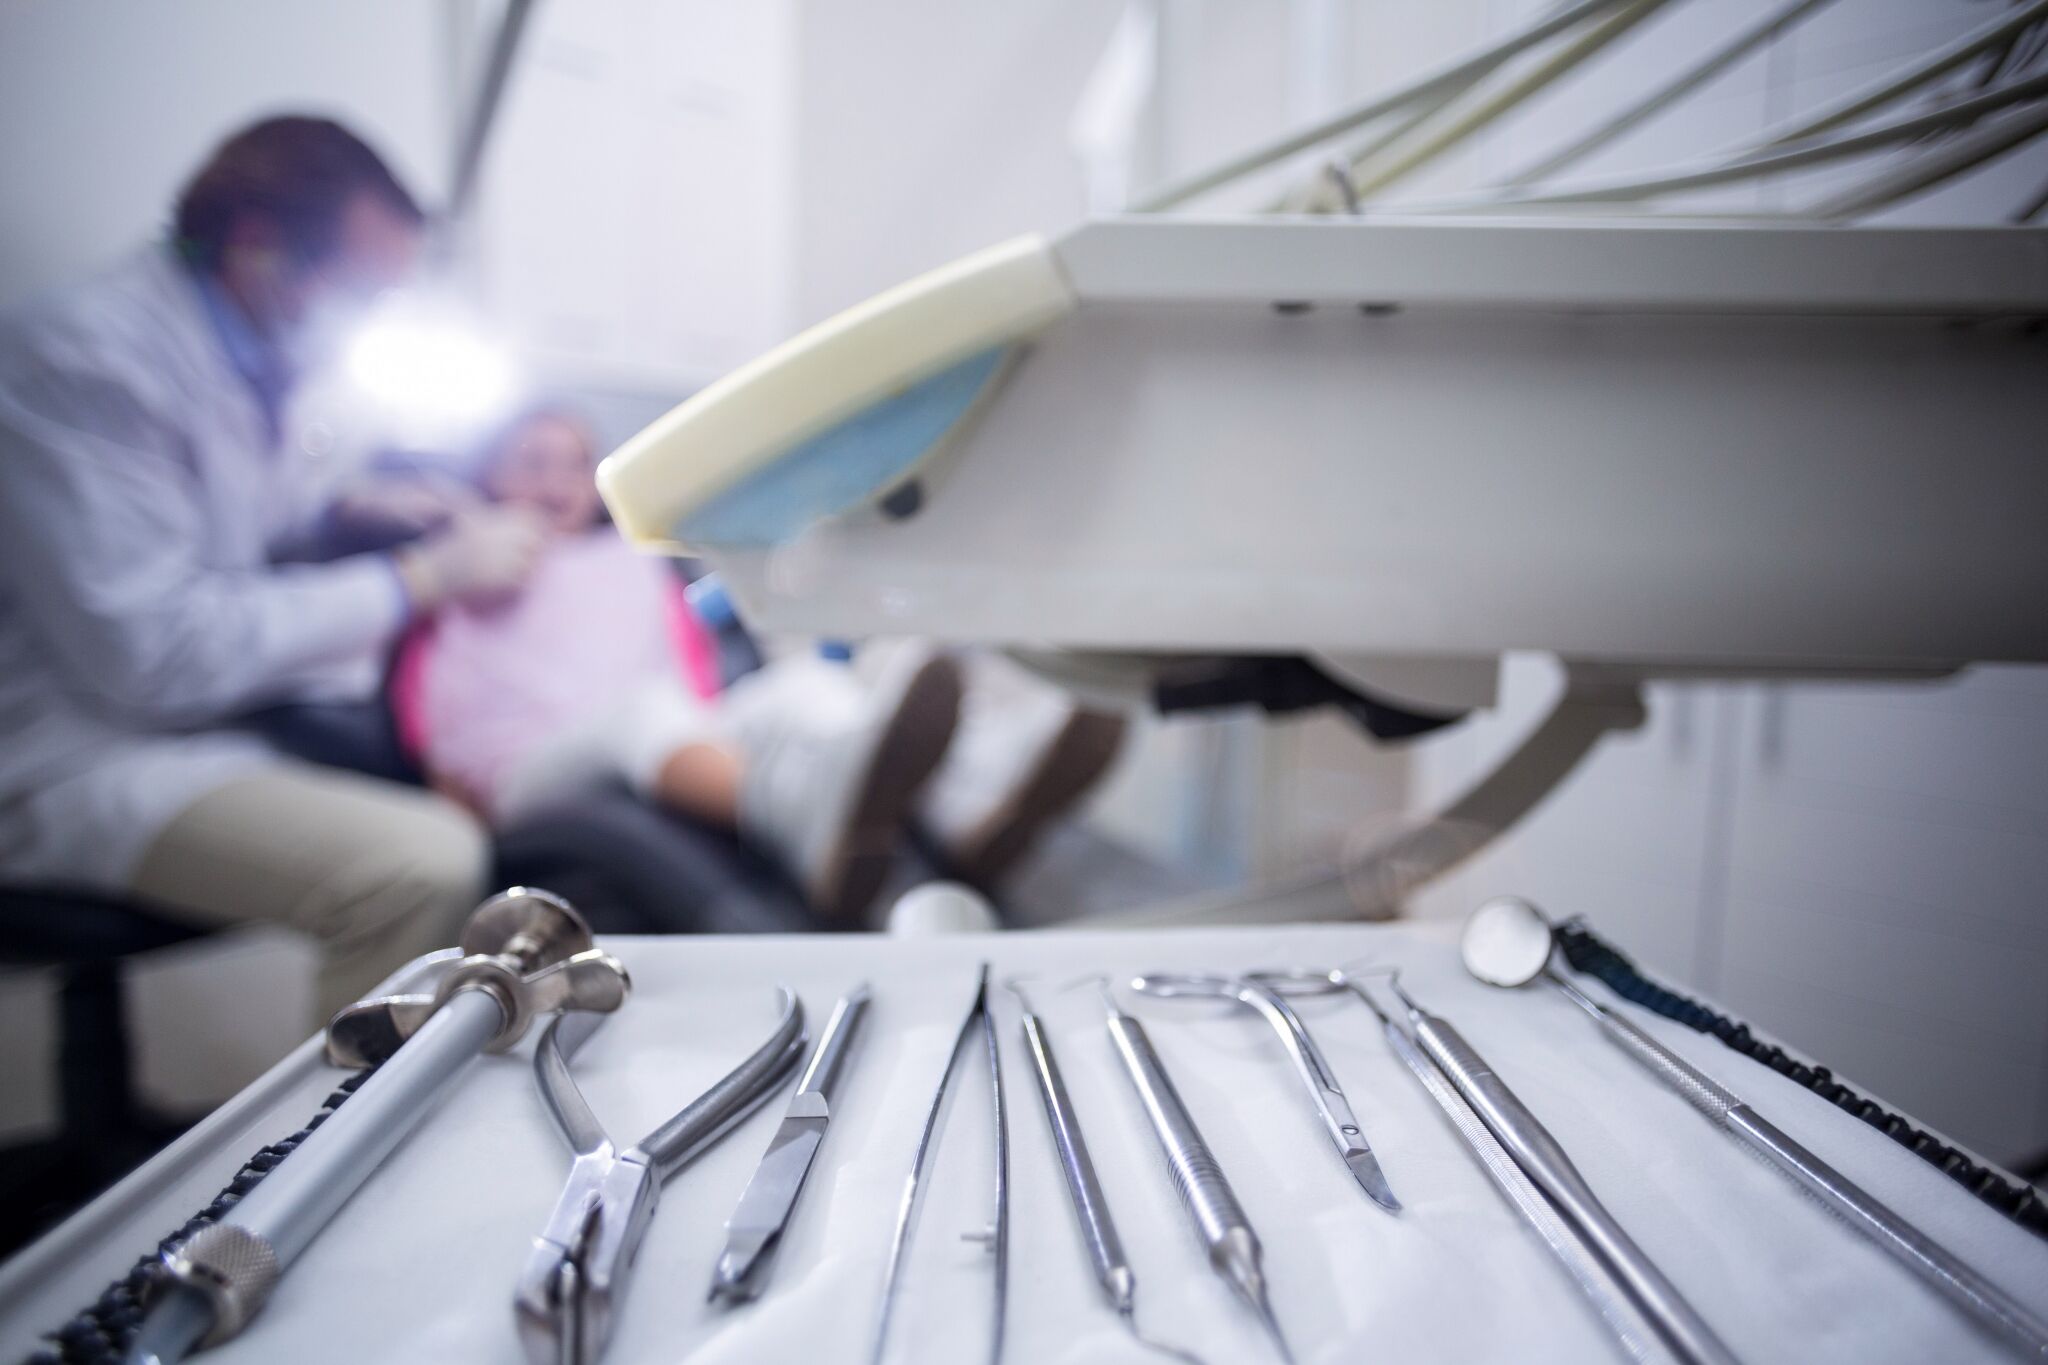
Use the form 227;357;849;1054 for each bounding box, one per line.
1384;974;1742;1365
514;988;806;1365
872;963;1008;1365
1130;972;1401;1211
1003;978;1207;1365
1094;977;1296;1365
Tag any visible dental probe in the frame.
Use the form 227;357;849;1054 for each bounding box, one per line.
1386;976;1743;1365
1094;977;1296;1365
1465;895;2048;1359
1004;979;1208;1365
1130;972;1401;1210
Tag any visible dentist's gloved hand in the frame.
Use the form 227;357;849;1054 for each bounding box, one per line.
394;506;548;610
332;472;484;540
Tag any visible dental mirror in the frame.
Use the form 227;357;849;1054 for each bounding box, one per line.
1460;895;1557;987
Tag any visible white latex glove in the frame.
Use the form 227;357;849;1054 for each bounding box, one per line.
394;506;548;610
331;472;484;539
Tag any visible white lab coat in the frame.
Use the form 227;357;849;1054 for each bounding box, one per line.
0;246;404;888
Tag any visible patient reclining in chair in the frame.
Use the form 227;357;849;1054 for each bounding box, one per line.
393;408;1124;921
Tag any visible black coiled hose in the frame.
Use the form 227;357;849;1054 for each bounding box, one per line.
31;1068;377;1365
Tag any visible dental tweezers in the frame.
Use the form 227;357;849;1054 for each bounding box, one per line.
871;964;1008;1365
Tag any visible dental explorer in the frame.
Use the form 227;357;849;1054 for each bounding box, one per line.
871;963;1008;1365
1385;974;1743;1365
1130;972;1401;1210
1095;976;1295;1365
1004;979;1207;1365
1465;895;2048;1359
1247;966;1666;1365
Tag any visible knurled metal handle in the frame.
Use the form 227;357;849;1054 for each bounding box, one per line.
159;1223;280;1348
1109;1014;1251;1246
1593;1005;1742;1124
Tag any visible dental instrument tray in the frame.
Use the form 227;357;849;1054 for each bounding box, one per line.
4;923;2044;1364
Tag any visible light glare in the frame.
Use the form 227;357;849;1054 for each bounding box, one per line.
344;305;516;443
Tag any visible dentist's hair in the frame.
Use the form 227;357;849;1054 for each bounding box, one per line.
174;114;424;271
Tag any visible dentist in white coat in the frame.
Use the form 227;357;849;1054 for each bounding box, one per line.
0;116;545;1021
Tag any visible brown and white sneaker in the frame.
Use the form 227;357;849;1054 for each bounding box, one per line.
727;648;962;920
916;654;1128;886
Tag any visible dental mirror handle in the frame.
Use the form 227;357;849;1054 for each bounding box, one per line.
1407;1008;1743;1365
1556;975;2048;1357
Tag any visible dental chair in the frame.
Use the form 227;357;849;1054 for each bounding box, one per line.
0;887;205;1254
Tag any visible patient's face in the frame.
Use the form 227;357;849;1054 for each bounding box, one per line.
483;414;602;535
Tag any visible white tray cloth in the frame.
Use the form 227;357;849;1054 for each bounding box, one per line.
3;922;2044;1364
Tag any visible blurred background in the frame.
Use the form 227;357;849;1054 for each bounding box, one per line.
0;0;2042;1195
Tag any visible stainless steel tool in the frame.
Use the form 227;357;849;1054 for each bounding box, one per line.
1130;971;1401;1211
1384;973;1743;1365
1004;979;1207;1365
1093;976;1296;1365
710;984;872;1305
872;963;1008;1365
129;889;630;1365
1465;894;2048;1359
514;986;805;1365
1247;965;1668;1365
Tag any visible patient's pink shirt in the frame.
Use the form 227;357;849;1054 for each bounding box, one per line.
391;529;720;802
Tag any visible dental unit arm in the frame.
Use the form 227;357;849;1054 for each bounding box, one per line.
598;215;2048;914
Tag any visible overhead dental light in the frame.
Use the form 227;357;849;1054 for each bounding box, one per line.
343;295;518;447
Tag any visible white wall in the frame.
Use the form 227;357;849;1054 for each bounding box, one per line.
0;0;452;308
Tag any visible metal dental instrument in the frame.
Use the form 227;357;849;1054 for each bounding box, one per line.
1247;965;1667;1365
1092;975;1296;1365
1383;972;1742;1365
872;963;1008;1365
1465;896;2048;1359
129;889;630;1365
514;986;805;1365
710;983;872;1305
1004;978;1207;1365
1130;971;1401;1211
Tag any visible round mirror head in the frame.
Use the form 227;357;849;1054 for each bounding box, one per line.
1461;896;1556;987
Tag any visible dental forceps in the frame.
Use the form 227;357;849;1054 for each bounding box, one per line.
872;963;1008;1365
1003;978;1207;1365
1129;972;1400;1211
514;988;806;1365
